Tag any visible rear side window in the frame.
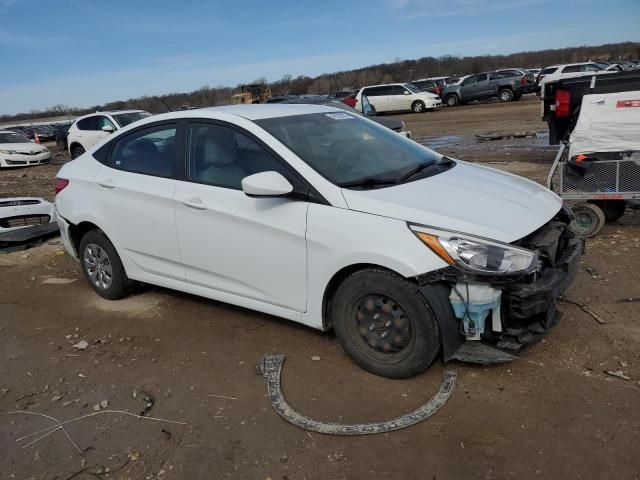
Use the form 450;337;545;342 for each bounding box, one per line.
541;67;558;74
110;124;177;178
561;65;583;73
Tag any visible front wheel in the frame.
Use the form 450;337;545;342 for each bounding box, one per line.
57;139;66;151
446;95;459;107
331;269;441;378
79;230;133;300
411;101;425;113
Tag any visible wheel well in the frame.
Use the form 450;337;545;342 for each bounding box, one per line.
69;142;83;152
499;86;513;92
68;221;101;254
446;93;458;102
321;263;410;330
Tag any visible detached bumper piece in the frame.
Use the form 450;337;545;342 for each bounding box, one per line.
0;223;59;251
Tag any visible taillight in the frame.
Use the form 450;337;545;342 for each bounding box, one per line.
520;75;526;86
55;177;69;195
435;86;441;95
555;89;571;118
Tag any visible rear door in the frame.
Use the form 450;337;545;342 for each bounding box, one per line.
92;121;184;280
173;121;308;312
76;115;117;151
364;86;390;112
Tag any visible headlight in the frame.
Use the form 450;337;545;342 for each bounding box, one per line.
0;149;18;155
412;227;537;275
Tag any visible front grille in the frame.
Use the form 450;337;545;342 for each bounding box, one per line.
0;214;50;228
17;150;43;156
5;160;27;165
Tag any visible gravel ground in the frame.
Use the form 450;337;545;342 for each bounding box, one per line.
1;95;639;480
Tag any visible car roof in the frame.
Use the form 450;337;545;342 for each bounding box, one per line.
360;83;411;89
198;103;339;120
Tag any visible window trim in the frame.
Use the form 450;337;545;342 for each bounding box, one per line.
103;120;184;180
181;118;328;204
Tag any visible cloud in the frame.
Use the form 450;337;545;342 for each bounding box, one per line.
387;0;549;18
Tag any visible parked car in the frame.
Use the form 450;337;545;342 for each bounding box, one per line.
55;104;581;378
441;71;524;106
327;90;356;99
54;122;73;151
67;110;151;159
355;83;441;113
536;62;614;91
278;96;412;137
411;77;451;96
496;68;535;93
341;94;357;108
266;95;297;103
0;129;51;168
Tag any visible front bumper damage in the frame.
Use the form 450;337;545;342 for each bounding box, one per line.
416;209;583;364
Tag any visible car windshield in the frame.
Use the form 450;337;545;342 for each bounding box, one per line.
404;83;420;93
256;112;451;188
0;132;30;143
113;111;151;127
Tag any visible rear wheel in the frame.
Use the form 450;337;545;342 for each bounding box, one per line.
331;269;441;378
589;200;626;223
570;202;606;237
411;101;425;113
79;230;133;300
446;95;459;107
498;89;514;102
56;139;66;151
71;145;85;159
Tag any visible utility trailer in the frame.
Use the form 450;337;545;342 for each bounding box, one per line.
547;90;640;237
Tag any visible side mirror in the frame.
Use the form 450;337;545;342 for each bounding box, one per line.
403;90;410;95
241;171;293;197
101;125;115;133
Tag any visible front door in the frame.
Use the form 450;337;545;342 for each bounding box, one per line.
174;121;308;312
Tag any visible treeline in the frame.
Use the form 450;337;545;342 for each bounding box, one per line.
3;41;639;123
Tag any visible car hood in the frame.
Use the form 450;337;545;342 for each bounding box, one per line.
341;161;562;243
0;142;44;152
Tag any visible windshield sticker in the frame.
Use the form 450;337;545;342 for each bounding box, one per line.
325;112;354;120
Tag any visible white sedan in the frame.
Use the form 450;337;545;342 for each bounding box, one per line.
0;130;51;168
54;104;581;378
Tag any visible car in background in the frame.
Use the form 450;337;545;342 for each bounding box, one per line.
0;129;51;168
355;83;441;113
411;77;451;96
341;93;357;108
441;71;524;106
536;62;615;92
327;90;355;99
55;122;73;151
496;68;535;93
266;95;298;103
67;110;151;159
278;96;411;137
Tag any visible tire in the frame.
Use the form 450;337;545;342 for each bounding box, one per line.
331;268;441;379
79;230;133;300
57;139;66;152
498;89;514;102
71;145;85;159
411;101;425;113
589;200;626;223
513;92;522;100
445;95;459;107
570;203;606;238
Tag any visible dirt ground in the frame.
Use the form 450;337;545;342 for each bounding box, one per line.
1;95;639;480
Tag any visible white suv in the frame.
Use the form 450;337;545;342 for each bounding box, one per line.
355;83;441;113
537;62;616;93
67;110;151;158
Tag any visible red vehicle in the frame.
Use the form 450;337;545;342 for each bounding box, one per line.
341;94;357;108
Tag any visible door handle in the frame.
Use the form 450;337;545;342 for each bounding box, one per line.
181;198;207;210
97;179;115;189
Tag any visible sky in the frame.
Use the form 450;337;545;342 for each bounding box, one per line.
0;0;639;114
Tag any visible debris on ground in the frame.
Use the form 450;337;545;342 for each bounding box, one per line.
256;354;456;435
558;296;606;324
605;370;630;381
71;340;89;350
310;355;321;361
475;131;538;141
41;277;77;285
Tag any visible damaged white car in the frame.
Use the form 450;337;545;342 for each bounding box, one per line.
0;130;51;168
54;105;582;378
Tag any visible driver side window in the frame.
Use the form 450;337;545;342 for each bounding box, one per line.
187;123;288;190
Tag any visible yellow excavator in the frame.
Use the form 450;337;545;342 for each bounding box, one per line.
231;84;272;104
